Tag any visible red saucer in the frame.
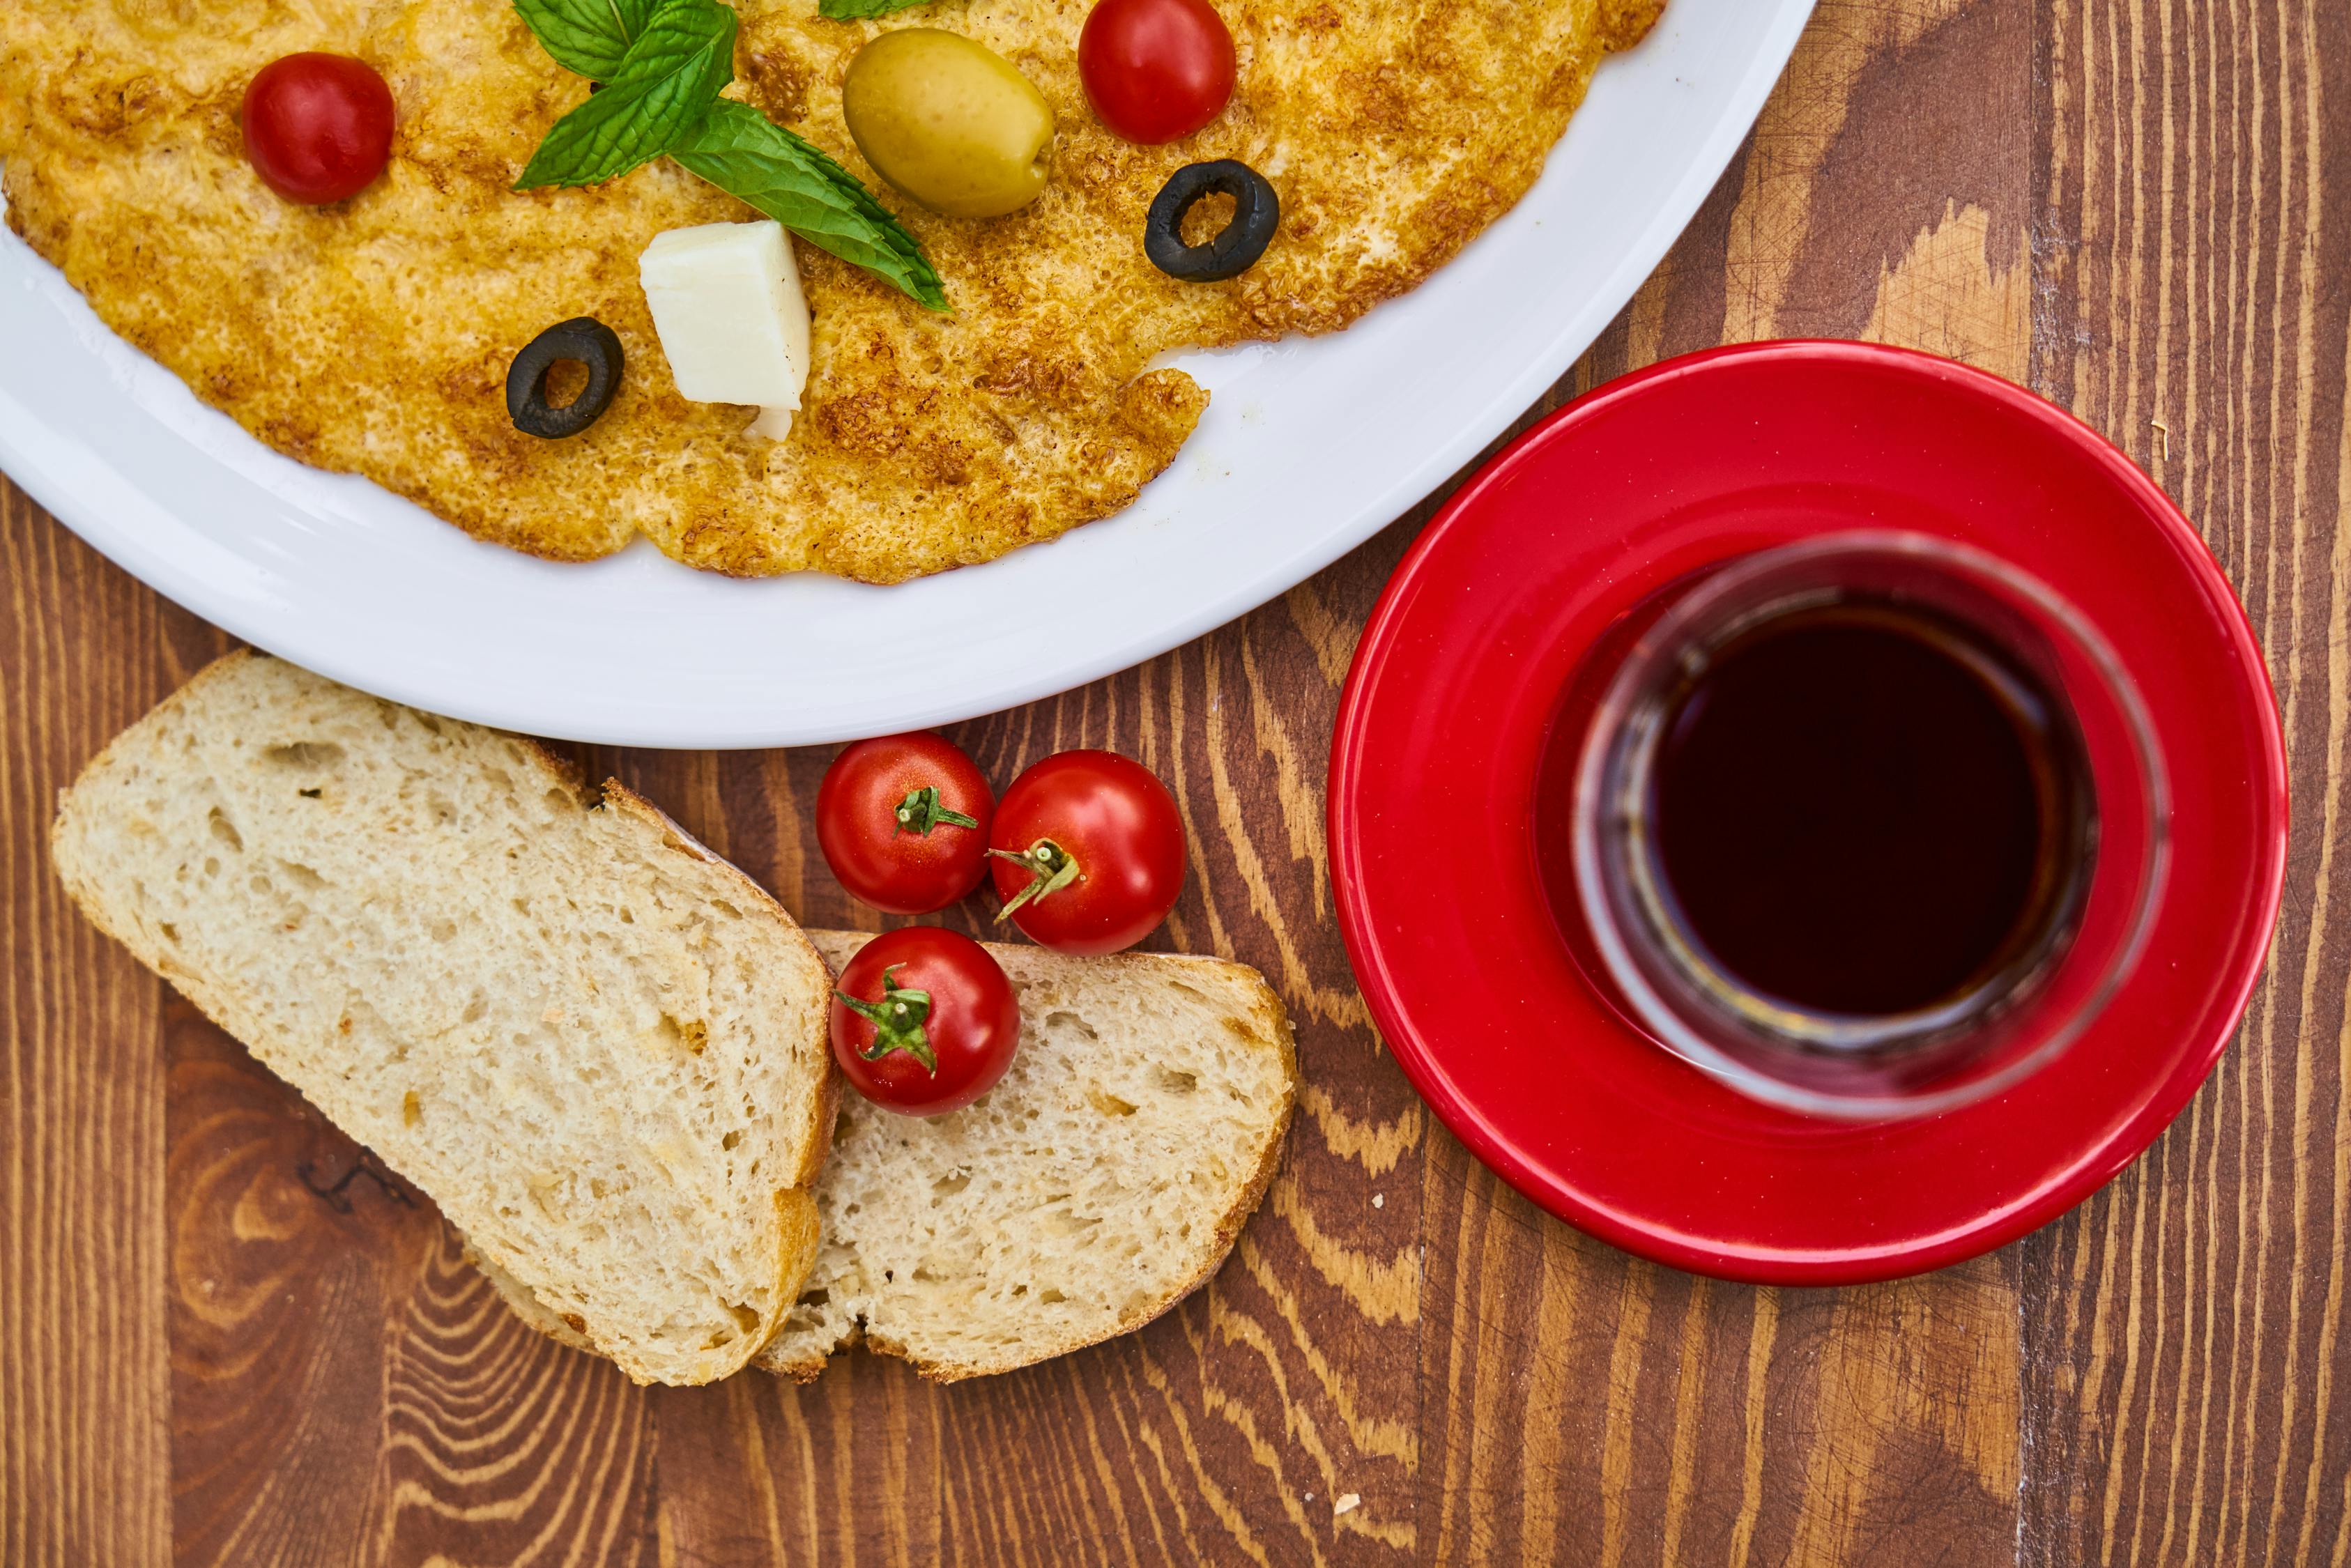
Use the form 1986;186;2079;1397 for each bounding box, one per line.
1329;341;2288;1284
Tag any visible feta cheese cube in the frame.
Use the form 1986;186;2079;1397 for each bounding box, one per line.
638;220;811;430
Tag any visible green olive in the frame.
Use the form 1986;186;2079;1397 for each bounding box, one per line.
841;29;1054;220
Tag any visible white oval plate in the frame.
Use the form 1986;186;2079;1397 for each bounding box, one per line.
0;0;1811;748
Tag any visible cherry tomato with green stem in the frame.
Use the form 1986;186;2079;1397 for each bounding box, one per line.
818;733;995;914
242;52;396;205
989;750;1185;955
1078;0;1237;145
831;927;1022;1116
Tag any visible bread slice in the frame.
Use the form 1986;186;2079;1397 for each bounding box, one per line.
49;652;835;1386
475;933;1299;1382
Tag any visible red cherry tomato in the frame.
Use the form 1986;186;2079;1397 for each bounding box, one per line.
988;750;1185;955
831;927;1021;1116
1078;0;1237;145
817;733;995;914
241;52;395;205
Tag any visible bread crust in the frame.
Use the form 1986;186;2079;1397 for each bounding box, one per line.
908;956;1296;1383
51;651;834;1385
597;783;836;1363
597;781;841;1199
48;653;298;1036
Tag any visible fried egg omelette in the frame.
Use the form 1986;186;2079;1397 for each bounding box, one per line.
0;0;1662;583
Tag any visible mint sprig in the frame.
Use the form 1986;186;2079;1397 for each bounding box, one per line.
510;0;657;80
673;102;947;311
516;0;736;189
510;0;948;310
817;0;938;17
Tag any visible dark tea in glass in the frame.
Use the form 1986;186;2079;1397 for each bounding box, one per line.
1567;533;2167;1118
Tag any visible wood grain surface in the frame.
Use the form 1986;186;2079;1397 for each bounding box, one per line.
4;0;2347;1562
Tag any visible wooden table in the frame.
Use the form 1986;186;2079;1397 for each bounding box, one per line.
6;1;2347;1562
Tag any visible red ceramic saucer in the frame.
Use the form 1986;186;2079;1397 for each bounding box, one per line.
1329;341;2288;1284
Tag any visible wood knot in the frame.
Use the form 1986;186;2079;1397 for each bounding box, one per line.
296;1149;413;1213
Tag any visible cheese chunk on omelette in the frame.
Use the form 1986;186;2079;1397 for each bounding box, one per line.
0;1;1662;583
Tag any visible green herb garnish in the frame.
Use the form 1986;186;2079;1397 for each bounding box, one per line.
516;0;736;188
510;0;659;81
510;0;947;309
816;0;938;17
672;102;946;309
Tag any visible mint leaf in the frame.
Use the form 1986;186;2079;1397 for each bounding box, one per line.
817;0;937;17
510;0;950;307
512;0;652;80
515;0;737;190
673;100;948;311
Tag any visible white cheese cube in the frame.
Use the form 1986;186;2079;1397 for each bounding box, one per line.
638;220;810;420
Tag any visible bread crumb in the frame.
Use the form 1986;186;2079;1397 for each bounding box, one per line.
542;1004;565;1024
1335;1493;1361;1516
1372;1193;1384;1208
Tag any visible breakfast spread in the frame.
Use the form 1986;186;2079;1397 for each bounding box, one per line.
10;15;2315;1548
0;0;1664;582
49;651;1296;1385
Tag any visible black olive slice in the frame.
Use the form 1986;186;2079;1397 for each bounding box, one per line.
1144;160;1279;283
507;317;623;440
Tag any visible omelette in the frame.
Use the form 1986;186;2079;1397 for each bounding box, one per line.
0;1;1662;583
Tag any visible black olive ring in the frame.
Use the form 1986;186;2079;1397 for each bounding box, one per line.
507;317;623;440
1144;160;1280;284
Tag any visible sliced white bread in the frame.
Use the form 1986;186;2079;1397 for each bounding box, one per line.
475;933;1299;1382
49;652;835;1386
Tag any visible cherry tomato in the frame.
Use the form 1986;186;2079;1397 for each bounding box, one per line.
241;52;395;205
817;733;995;914
1078;0;1237;145
831;927;1021;1116
988;750;1184;955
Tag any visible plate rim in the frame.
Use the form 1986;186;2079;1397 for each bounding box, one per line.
0;0;1818;748
1326;338;2291;1285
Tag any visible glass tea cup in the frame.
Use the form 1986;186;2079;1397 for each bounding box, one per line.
1566;532;2170;1120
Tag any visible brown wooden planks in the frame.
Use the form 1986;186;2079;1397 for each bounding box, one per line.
0;482;174;1567
2018;0;2351;1562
